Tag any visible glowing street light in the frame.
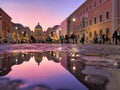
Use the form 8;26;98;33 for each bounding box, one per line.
15;26;18;43
72;18;76;22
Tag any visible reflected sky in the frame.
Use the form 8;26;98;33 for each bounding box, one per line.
0;50;120;90
0;51;88;90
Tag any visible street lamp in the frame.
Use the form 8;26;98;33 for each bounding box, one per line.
59;28;61;43
0;15;2;43
72;18;76;22
15;26;18;43
0;16;2;20
72;18;76;33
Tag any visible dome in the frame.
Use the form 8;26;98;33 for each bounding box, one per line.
34;22;43;31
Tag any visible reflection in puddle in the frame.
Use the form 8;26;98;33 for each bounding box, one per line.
0;51;88;90
0;51;120;90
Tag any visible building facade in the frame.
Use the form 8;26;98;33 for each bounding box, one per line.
60;19;68;37
46;25;60;42
0;8;11;42
11;23;31;43
34;23;44;43
68;0;120;42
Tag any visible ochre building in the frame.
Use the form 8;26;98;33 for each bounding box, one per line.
68;0;120;42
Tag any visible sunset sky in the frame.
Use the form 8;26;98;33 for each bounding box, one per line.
0;0;86;31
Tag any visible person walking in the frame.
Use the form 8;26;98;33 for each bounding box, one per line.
113;29;120;45
65;34;69;44
60;34;64;44
81;34;85;44
70;33;75;44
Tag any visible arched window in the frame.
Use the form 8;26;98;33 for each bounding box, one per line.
106;28;109;36
94;2;97;7
99;29;102;35
0;14;1;20
99;15;102;22
94;17;97;24
106;11;110;19
90;19;92;25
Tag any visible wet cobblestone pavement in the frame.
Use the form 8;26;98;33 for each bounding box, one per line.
0;43;120;90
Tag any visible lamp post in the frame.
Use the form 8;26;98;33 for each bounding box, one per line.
72;18;76;33
0;15;2;43
15;26;18;43
72;18;76;22
59;28;61;43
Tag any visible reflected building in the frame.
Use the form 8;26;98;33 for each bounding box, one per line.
34;52;43;66
0;53;12;76
45;51;61;63
0;52;31;76
0;51;110;90
61;51;109;90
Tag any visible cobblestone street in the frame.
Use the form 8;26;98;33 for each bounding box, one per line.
0;43;120;90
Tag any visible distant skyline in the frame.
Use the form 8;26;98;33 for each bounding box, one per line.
0;0;86;31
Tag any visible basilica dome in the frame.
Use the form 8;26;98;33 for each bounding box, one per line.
34;22;43;31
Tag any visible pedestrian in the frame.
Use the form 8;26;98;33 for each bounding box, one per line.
113;29;120;45
70;33;75;44
102;34;105;44
81;34;85;44
94;34;98;44
65;34;69;44
31;35;35;43
60;34;64;44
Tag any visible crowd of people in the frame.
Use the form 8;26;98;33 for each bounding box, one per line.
0;29;120;45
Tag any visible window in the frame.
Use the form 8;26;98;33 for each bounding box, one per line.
94;2;97;7
86;21;88;27
77;14;80;18
83;10;85;14
99;29;102;35
94;17;97;24
89;32;92;37
90;19;92;25
106;28;109;36
99;15;103;22
94;31;97;36
82;21;85;28
86;7;88;12
80;12;82;16
106;11;110;19
0;14;1;20
89;5;91;10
